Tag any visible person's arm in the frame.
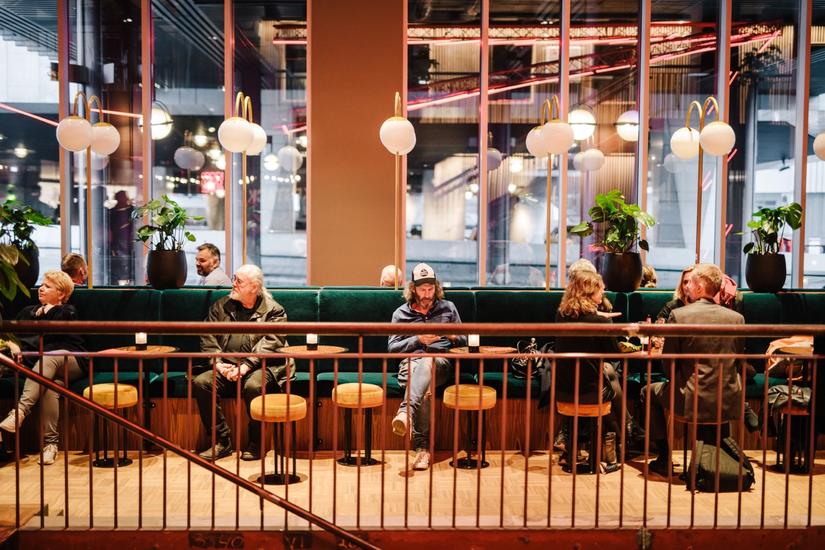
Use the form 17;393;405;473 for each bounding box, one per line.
662;311;679;355
444;303;467;347
388;309;423;354
245;303;289;371
200;302;224;357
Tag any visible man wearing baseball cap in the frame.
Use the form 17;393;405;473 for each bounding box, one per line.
388;263;466;470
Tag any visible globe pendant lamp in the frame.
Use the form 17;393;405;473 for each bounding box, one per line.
541;97;574;154
615;109;640;142
56;92;121;288
379;91;416;289
814;133;825;160
218;92;267;263
277;145;304;174
486;131;502;171
580;148;605;172
568;108;597;141
669;96;735;264
525;126;544;157
174;130;206;171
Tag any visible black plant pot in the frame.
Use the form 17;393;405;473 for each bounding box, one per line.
146;250;187;290
601;252;643;292
745;253;786;293
15;245;40;289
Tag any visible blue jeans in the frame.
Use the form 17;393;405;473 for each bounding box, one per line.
396;356;452;450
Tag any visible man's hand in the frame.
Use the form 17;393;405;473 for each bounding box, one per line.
418;334;441;346
595;311;621;319
6;341;22;362
215;362;234;379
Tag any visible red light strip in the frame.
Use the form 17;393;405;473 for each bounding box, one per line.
0;101;59;127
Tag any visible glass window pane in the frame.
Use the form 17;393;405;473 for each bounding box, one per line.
804;8;825;288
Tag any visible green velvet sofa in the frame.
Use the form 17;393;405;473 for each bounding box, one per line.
1;287;823;401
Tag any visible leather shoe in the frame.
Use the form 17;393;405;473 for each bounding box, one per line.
647;458;675;478
744;403;760;433
240;445;261;461
198;440;233;461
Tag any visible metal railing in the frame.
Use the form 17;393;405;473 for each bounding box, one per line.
0;320;822;537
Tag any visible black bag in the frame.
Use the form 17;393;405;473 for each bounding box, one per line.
685;436;755;492
511;338;540;379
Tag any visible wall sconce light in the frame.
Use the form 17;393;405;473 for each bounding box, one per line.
568;108;597;141
379;91;416;290
136;103;173;141
669;96;735;263
56;92;121;288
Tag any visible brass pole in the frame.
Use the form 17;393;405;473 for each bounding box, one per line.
540;97;555;291
684;100;704;265
392;92;403;290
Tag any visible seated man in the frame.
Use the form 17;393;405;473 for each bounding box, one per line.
196;243;232;286
389;263;465;470
61;253;87;285
193;264;294;461
642;263;744;476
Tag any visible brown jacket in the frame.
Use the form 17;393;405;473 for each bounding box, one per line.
663;298;744;422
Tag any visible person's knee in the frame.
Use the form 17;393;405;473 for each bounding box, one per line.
192;371;213;394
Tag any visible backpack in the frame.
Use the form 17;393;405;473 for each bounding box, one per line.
685;436;755;492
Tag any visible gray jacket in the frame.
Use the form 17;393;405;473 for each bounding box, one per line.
663;298;744;422
200;292;294;386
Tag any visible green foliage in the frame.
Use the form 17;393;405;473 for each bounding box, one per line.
743;202;802;255
568;189;656;254
0;200;53;251
0;243;30;301
132;195;204;251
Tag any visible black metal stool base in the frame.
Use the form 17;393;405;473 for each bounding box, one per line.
337;456;380;467
450;457;489;469
257;473;302;486
93;457;133;468
561;462;594;474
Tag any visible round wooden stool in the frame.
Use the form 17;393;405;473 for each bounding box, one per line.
443;384;497;469
331;383;384;466
556;401;611;474
83;383;139;468
250;394;306;485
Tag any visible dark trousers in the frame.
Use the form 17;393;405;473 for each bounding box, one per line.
193;367;279;445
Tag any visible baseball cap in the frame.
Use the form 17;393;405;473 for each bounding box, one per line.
412;263;436;286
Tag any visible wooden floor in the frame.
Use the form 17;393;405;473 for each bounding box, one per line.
1;448;823;531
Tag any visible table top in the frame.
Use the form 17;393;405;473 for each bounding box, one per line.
778;345;814;355
449;345;517;355
277;344;348;354
100;345;178;355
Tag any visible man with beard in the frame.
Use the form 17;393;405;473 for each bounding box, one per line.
389;263;465;470
193;264;294;461
195;243;232;286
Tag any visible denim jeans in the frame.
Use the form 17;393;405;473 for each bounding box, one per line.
396;356;452;450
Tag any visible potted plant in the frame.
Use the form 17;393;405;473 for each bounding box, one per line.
133;195;202;289
743;202;802;293
0;200;53;288
569;189;656;291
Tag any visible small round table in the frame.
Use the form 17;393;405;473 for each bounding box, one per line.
449;346;517;356
276;344;348;355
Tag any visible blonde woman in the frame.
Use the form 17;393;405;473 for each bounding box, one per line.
656;265;695;321
0;270;87;465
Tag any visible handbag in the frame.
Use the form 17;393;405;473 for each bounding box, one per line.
685;436;755;492
511;338;541;379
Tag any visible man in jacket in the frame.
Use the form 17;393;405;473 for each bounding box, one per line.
389;263;465;470
642;263;744;477
193;264;294;461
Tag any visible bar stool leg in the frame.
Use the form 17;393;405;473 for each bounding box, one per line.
259;421;301;485
338;408;353;466
363;408;377;465
450;410;489;469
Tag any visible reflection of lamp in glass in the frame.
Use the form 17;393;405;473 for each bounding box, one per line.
485;132;502;171
137;103;173;140
379;91;416;290
669;96;735;264
663;152;679;174
615;109;640;142
174;131;205;171
192;133;208;147
569;108;597;141
12;145;29;159
277;145;303;174
525;96;573;290
56;92;120;288
263;152;280;171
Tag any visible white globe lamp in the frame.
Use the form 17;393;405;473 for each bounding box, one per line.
487;147;503;171
572;151;585;171
699;120;735;156
90;152;110;171
541;119;574;154
379;117;416;155
90;122;120;155
670;126;700;160
277;145;304;174
615;110;640;142
56;116;93;152
568;109;596;141
174;146;205;170
218;116;254;153
245;123;267;156
525;126;544;157
814;133;825;161
663;153;679;174
580;148;605;172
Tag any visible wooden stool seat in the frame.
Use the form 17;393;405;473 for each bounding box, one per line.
250;394;306;423
443;384;497;411
83;384;139;409
332;383;384;409
556;401;611;418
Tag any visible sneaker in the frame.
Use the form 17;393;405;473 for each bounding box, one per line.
412;449;430;470
240;444;260;461
0;408;26;433
392;411;408;437
39;444;58;466
198;440;233;461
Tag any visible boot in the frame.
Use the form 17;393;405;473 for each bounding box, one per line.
625;414;646;457
602;432;620;473
553;420;569;452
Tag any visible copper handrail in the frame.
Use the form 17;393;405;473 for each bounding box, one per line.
0;353;379;550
